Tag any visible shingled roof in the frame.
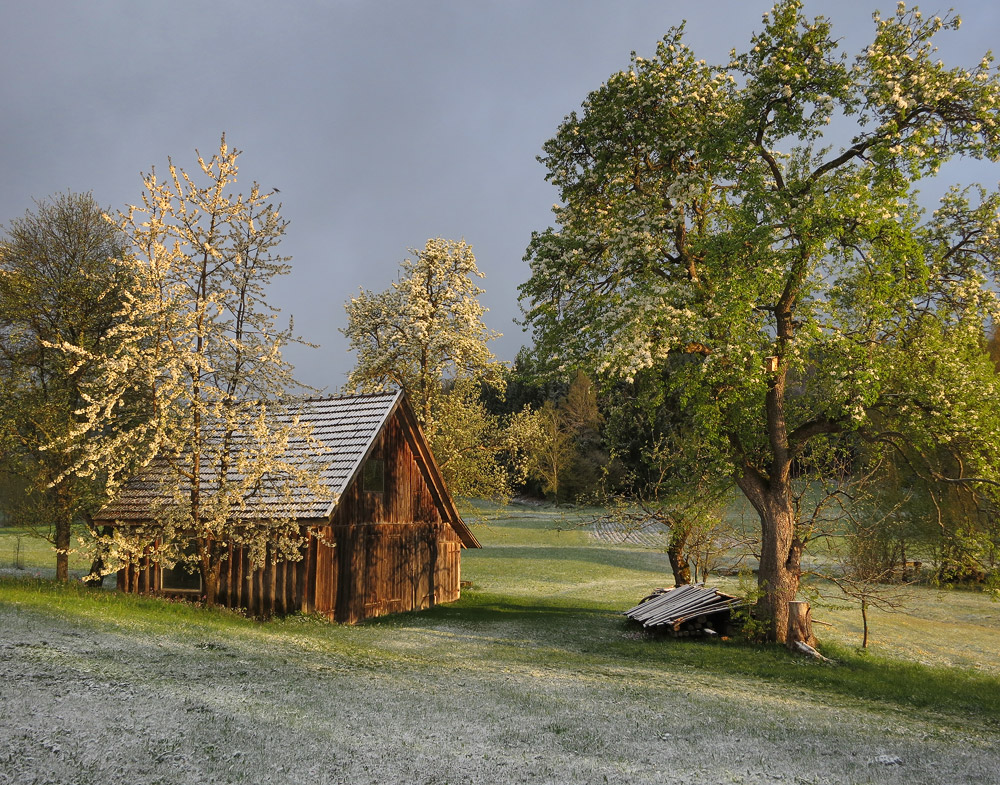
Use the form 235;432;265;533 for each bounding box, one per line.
294;390;405;517
95;390;478;547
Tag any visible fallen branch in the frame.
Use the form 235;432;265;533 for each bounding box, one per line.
791;640;835;663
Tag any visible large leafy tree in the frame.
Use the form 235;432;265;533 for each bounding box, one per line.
521;1;1000;641
526;371;605;502
602;371;741;587
60;137;317;605
0;192;133;582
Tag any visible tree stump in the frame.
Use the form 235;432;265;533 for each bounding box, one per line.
786;600;816;649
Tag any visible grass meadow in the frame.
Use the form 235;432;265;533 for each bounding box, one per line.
1;502;998;785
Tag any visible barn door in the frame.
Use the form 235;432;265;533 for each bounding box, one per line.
436;541;461;604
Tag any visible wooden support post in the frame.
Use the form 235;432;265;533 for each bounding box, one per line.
269;553;278;617
786;600;816;649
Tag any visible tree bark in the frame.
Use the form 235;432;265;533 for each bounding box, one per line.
667;545;692;586
667;525;692;586
735;467;803;642
732;305;807;643
203;569;218;607
83;523;112;587
55;517;71;582
786;600;816;649
758;496;803;643
200;540;220;607
84;561;106;588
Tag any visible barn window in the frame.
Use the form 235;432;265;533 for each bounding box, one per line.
161;541;202;593
363;457;385;493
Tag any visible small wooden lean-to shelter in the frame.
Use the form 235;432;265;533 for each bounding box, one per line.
96;390;480;623
624;584;743;637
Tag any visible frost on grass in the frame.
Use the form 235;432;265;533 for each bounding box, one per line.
2;601;999;785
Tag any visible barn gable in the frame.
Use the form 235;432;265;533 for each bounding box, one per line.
300;390;478;547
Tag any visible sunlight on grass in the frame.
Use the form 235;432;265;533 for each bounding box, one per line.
2;500;999;785
0;524;94;576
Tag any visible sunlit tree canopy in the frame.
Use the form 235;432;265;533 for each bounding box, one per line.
520;0;1000;640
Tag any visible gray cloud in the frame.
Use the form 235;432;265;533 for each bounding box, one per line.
3;0;998;390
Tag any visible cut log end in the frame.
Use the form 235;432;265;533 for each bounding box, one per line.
786;600;816;649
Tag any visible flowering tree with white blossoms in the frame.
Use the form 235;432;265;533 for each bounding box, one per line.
59;136;318;606
520;1;1000;641
344;239;541;499
344;239;499;423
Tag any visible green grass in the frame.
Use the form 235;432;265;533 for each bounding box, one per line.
5;501;999;722
462;500;1000;728
5;572;997;728
2;501;999;784
0;523;95;575
392;590;1000;722
0;575;256;635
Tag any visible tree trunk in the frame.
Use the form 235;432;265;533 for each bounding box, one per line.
736;471;803;643
83;523;112;587
130;559;140;593
200;540;220;607
203;563;223;608
734;325;806;643
55;517;71;582
667;525;692;586
203;569;217;607
861;598;869;649
756;496;803;643
84;556;106;587
786;600;816;649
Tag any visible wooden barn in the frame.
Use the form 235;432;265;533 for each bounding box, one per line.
95;390;480;623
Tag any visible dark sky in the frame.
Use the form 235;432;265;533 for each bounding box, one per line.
3;1;998;391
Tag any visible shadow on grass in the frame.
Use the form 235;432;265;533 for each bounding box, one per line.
369;589;1000;727
366;592;617;629
6;575;998;728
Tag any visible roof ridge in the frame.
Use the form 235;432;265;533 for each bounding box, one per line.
296;389;401;404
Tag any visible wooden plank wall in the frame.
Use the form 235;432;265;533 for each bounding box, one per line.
116;527;332;619
116;545;159;595
323;409;463;623
114;520;460;623
330;523;460;624
331;412;444;527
